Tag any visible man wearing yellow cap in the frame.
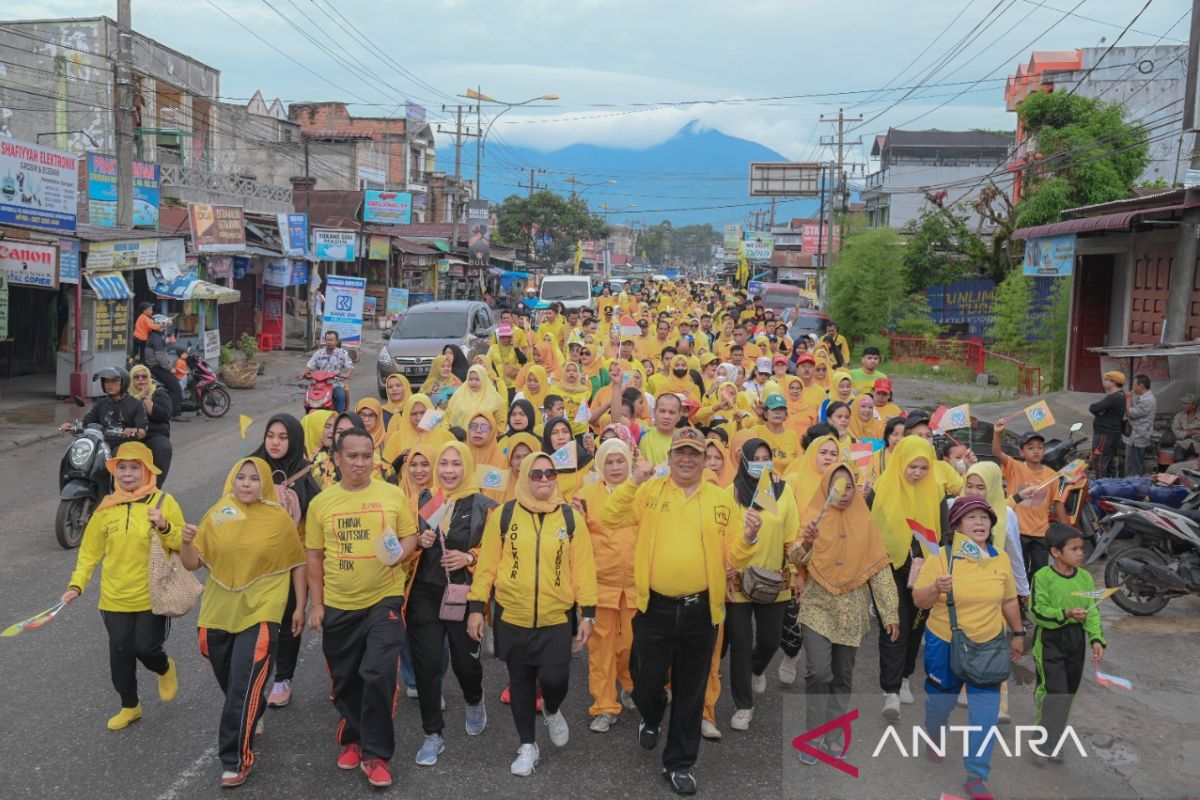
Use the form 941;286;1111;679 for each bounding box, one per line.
1088;371;1126;478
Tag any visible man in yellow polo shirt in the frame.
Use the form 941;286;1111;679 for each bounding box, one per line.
306;428;419;788
603;426;761;795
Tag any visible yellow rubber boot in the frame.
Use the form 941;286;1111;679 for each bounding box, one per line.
158;658;178;702
107;704;143;731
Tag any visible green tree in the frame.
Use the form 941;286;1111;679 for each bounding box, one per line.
987;270;1033;353
636;221;721;267
1034;277;1072;390
494;191;609;266
827;227;906;342
902;184;1016;289
1014;91;1150;228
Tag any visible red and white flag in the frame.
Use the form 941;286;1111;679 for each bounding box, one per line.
907;517;940;559
419;490;449;529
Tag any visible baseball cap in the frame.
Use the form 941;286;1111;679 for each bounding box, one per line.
1103;370;1126;386
949;495;997;529
496;323;513;337
669;426;707;453
772;355;787;365
1183;393;1199;405
764;393;788;411
1020;431;1046;447
796;353;815;365
755;356;772;374
873;378;894;394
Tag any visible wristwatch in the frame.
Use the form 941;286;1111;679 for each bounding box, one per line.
466;552;477;566
1011;631;1026;638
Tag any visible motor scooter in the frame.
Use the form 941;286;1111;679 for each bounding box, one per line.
180;345;231;418
56;408;132;549
305;370;342;413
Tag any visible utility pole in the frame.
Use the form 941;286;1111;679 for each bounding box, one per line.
475;87;482;196
820;108;863;270
1168;0;1200;342
115;0;135;228
437;105;479;299
520;167;546;197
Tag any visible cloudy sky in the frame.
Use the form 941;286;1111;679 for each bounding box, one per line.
5;0;1191;192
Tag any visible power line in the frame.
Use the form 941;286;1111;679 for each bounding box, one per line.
1066;0;1156;96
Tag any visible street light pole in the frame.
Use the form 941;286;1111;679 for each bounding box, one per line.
464;89;557;200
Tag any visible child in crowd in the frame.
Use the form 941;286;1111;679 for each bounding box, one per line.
991;420;1066;577
1029;523;1106;763
174;348;189;392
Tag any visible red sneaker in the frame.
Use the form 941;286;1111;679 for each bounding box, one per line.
963;778;993;800
500;684;512;705
336;744;362;770
361;758;393;787
220;768;250;789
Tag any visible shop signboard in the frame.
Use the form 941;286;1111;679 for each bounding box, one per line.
1022;234;1076;277
276;212;308;257
87;239;158;271
84;153;159;228
0;139;78;232
264;259;308;287
322;275;367;345
189;204;246;252
313;229;356;262
58;237;80;283
368;235;391;260
363;191;412;225
0;239;58;288
386;287;410;316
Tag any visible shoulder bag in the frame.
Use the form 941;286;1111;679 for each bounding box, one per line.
946;554;1011;687
147;493;203;618
436;503;470;622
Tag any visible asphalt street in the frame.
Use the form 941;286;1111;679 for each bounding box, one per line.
1;352;1197;799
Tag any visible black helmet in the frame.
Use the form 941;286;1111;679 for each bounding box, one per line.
93;366;130;393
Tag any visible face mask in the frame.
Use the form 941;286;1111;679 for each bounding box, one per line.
953;459;968;474
746;460;771;478
673;367;688;377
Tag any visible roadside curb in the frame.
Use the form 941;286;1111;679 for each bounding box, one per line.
1;430;61;453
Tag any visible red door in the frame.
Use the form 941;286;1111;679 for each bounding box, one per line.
1069;254;1112;392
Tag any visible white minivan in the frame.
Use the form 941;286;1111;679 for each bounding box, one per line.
539;275;593;310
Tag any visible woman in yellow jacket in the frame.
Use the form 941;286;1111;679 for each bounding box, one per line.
180;458;307;788
720;439;800;734
467;455;598;777
61;442;185;730
575;439;638;733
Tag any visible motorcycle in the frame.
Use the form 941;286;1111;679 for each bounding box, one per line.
304;370;341;413
1044;422;1102;542
56;417;131;549
1086;470;1200;615
181;345;231;418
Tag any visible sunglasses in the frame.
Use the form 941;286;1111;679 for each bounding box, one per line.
468;422;492;433
359;410;377;418
528;469;558;482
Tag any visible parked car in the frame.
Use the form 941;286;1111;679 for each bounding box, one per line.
377;301;494;395
753;282;804;313
539;275;593;310
786;310;831;341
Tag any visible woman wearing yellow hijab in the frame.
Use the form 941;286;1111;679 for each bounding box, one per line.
354;397;388;457
555;361;593;436
399;444;437;513
867;435;944;719
784;434;842;515
655;354;702;404
829;369;856;406
62;441;185;731
490;432;540;503
515;364;552;421
383;394;452;467
812;355;831;391
407;441;496;756
180;457;306;788
848;394;884;441
381;374;412;429
703;437;737;487
790;464;898;756
301;410;334;458
447;364;507;431
419;355;462;408
465;411;505;469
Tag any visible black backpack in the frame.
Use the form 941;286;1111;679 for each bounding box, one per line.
498;499;574;543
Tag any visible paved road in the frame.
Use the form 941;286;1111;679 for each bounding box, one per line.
0;352;1197;799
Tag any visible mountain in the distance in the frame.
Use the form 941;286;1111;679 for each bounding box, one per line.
438;121;819;228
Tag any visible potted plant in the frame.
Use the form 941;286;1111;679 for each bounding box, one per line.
219;334;261;389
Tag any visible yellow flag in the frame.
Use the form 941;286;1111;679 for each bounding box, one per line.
1024;400;1056;431
239;414;253;439
573;241;583;275
752;468;779;515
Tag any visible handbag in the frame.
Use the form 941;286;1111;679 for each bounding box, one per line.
273;464;313;525
740;566;786;604
945;554;1011;687
147;493;203;618
435;509;469;622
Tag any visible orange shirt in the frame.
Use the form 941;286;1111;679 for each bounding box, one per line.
1001;458;1060;537
578;479;638;609
133;314;161;343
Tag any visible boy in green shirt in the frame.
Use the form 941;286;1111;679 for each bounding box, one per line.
1030;523;1107;763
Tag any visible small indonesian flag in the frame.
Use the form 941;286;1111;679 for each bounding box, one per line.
1095;669;1132;691
419;490;449;530
550;444;577;472
850;442;874;468
574;399;592;424
752;469;779;515
417;409;445;432
1023;400;1056;431
476;465;510;492
907;517;941;558
620;315;641;338
1072;587;1119;602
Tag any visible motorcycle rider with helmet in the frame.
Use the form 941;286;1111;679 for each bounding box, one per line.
60;367;148;451
144;315;184;418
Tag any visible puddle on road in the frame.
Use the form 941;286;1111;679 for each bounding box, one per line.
1092;742;1139;768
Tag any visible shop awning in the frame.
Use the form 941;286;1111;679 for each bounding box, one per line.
1010;203;1199;240
86;272;133;300
152;276;241;305
1086;342;1200;358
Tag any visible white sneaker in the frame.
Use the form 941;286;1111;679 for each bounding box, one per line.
543;709;569;747
405;685;419;699
440;695;446;711
730;708;754;731
882;693;901;721
957;690;969;708
510;743;539;776
778;655;798;686
751;673;767;694
700;718;722;740
619;687;636;711
589;712;617;733
899;678;914;705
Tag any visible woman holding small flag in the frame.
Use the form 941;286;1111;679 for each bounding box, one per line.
466;454;599;778
61;441;185;730
383;394;453;470
913;495;1023;800
720;439;800;733
542;416;590;497
790;463;898;764
408;441;496;766
867;435;946;722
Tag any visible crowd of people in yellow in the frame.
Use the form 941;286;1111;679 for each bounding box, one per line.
61;280;1106;800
